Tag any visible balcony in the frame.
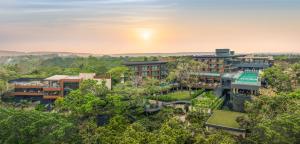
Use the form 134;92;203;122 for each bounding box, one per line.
43;95;61;100
14;84;43;88
43;87;62;91
12;92;43;96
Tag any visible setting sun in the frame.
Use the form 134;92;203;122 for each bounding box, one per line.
138;28;154;41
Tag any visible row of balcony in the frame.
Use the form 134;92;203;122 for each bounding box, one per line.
11;92;62;100
14;84;63;91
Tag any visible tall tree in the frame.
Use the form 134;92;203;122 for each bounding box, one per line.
244;90;300;144
262;66;292;92
79;79;109;98
0;80;7;95
0;108;78;144
108;66;130;84
172;59;206;94
55;90;106;117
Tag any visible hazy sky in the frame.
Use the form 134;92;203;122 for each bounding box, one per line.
0;0;300;54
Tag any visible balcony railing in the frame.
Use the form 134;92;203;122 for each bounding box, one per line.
194;82;220;89
43;87;62;91
14;84;43;88
12;92;43;96
43;95;62;100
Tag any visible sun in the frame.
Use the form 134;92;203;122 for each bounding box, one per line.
138;28;154;41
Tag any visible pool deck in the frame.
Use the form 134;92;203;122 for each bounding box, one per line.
232;71;260;86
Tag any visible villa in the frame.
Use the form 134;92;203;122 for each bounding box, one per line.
8;73;111;103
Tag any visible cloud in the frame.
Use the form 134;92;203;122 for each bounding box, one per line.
0;0;176;26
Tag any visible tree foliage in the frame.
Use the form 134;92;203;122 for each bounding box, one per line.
244;90;300;144
0;107;78;144
55;90;106;117
262;66;292;92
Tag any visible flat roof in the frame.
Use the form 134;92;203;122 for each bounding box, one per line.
190;72;220;77
236;63;270;68
221;72;238;79
124;61;167;65
9;78;44;83
206;110;246;129
44;75;80;81
238;55;274;60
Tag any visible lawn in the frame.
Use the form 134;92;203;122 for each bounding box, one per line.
206;110;246;129
192;92;223;110
149;91;192;102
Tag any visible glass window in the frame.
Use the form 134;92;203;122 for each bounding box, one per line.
152;71;159;76
142;66;148;71
142;71;148;77
152;65;158;70
131;66;138;71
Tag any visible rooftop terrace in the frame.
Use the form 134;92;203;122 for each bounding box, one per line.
232;71;260;86
123;61;167;65
9;78;44;85
44;75;81;81
206;110;246;129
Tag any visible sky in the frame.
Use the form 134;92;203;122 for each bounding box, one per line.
0;0;300;54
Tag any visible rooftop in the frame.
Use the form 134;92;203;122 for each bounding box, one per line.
193;54;245;58
236;63;270;68
206;110;246;129
221;72;239;79
9;78;44;83
239;55;274;60
232;71;260;86
190;72;220;77
124;61;167;65
44;75;81;81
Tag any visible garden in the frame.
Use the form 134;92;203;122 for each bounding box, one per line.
191;91;224;110
147;89;205;102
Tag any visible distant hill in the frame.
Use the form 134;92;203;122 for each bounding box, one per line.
111;52;213;57
0;50;214;57
0;50;99;57
1;50;298;58
0;50;27;56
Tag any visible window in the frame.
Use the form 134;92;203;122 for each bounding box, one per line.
131;66;138;71
152;65;158;70
152;71;159;76
142;66;148;71
142;71;148;77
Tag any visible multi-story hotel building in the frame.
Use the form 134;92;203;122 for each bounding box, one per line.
193;49;241;73
236;55;274;70
124;61;168;80
192;49;242;89
192;49;273;90
8;73;111;103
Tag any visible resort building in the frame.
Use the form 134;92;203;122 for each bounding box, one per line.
8;73;111;103
230;71;261;111
193;49;242;73
124;61;168;80
193;49;273;90
192;49;243;89
236;55;274;70
8;78;44;102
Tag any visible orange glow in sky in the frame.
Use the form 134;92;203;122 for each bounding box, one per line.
0;0;300;54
